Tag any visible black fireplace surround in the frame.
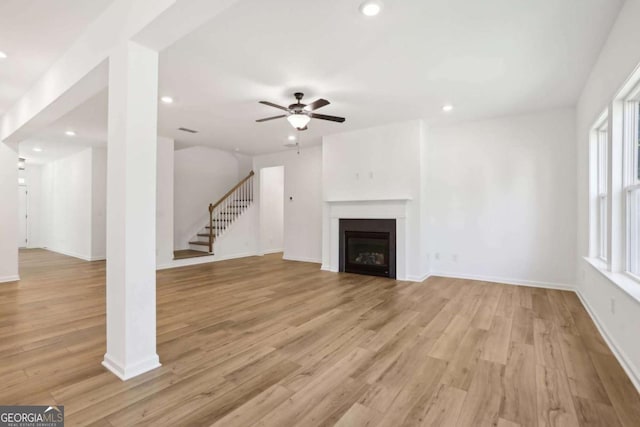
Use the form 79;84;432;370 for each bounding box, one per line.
339;219;396;279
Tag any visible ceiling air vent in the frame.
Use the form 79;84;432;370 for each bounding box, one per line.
178;127;199;134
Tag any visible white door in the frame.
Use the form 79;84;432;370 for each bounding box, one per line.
18;186;27;248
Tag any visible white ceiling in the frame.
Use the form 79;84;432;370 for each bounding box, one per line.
19;92;107;165
0;0;114;116
16;0;625;156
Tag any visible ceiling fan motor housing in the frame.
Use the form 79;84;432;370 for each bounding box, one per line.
289;104;306;112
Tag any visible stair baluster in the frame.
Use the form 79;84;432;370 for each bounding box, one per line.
191;171;255;254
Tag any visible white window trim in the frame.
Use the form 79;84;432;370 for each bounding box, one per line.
623;97;639;282
596;125;609;262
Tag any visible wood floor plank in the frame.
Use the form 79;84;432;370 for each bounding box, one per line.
1;249;635;426
511;306;535;345
414;384;466;427
500;342;537;427
573;396;623;427
481;314;513;364
456;360;504;427
334;403;381;427
589;351;640;427
375;356;447;427
533;318;565;369
471;284;503;330
536;364;579;427
438;326;487;390
497;419;522;427
428;314;474;360
558;333;611;405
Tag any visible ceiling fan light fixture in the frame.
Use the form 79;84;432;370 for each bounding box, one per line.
287;113;311;130
360;0;383;16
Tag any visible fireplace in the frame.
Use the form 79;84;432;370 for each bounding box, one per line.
339;219;396;278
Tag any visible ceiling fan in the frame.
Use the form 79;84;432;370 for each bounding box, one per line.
256;92;346;130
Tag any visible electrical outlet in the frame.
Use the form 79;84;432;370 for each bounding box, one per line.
610;297;615;315
452;254;458;262
435;253;440;260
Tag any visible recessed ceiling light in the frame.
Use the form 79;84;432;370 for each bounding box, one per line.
288;135;296;141
65;130;76;136
161;96;174;104
33;147;43;152
442;104;454;112
0;51;7;59
234;147;240;152
360;0;383;16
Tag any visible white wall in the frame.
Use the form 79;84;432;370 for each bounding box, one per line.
427;109;577;287
156;137;175;267
259;166;284;254
253;146;323;263
323;121;422;202
91;148;107;260
173;145;252;249
576;0;640;389
0;142;19;282
322;120;429;280
40;147;106;260
25;165;43;248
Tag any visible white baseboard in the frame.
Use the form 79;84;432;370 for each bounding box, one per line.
429;271;575;291
0;275;20;283
157;251;258;270
575;290;640;394
102;353;161;381
406;273;432;283
282;255;322;264
259;249;284;256
43;247;104;262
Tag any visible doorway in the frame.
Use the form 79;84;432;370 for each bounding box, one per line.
259;166;284;255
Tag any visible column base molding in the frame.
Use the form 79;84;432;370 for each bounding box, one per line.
102;353;161;381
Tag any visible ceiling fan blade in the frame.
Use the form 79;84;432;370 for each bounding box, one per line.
259;101;290;112
256;114;287;122
309;112;346;123
304;98;330;111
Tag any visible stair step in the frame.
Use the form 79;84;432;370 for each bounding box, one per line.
173;250;213;260
189;241;210;247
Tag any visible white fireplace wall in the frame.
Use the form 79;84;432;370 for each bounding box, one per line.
322;119;429;281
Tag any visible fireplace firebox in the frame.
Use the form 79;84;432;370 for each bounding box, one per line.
339;219;396;278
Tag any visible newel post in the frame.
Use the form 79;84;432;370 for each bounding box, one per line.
208;203;214;253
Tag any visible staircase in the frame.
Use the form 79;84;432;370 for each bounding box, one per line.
188;171;255;254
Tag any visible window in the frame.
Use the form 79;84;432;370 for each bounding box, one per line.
625;100;640;277
597;124;608;261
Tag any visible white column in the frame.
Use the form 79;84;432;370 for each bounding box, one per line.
102;41;160;380
0;142;19;283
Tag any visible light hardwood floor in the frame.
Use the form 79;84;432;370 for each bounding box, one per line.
1;249;639;426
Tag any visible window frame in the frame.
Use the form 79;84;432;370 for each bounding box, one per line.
596;122;609;262
623;85;640;282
